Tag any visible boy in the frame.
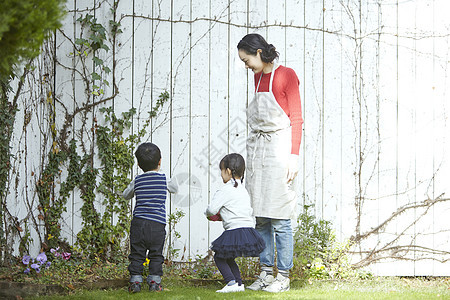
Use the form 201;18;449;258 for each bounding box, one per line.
123;142;177;293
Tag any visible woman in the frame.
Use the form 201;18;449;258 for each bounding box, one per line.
237;33;303;293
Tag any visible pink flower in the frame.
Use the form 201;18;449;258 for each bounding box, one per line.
50;247;61;258
62;252;71;260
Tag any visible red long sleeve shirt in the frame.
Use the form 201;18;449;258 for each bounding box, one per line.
254;65;303;155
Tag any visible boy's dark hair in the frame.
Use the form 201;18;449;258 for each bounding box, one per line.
237;33;279;63
135;142;161;172
219;153;245;187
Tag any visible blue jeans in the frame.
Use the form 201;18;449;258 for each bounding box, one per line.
256;217;293;271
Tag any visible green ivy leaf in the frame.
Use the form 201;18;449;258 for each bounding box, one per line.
91;72;102;81
75;38;88;45
93;57;104;66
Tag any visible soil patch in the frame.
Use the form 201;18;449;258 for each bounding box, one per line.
0;279;128;299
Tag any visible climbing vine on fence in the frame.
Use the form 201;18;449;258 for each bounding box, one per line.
33;8;120;254
24;2;171;260
73;98;168;259
36;146;69;250
0;86;16;260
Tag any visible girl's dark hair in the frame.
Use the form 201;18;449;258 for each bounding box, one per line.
219;153;245;188
237;33;279;63
135;142;161;172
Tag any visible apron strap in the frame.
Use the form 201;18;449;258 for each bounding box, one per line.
256;64;278;93
256;72;263;92
269;64;278;93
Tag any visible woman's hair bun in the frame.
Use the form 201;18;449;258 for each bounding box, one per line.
237;33;279;63
261;43;279;63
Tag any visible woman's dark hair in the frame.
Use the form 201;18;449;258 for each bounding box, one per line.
219;153;245;187
135;142;161;172
237;33;279;63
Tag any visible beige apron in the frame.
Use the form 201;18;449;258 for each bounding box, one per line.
246;65;297;220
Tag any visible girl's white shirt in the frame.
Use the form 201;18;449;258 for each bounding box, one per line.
205;180;255;231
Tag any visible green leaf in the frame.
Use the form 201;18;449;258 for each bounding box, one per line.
75;38;88;45
91;72;102;81
0;0;66;77
93;57;104;66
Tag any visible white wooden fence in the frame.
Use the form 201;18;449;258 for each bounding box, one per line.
5;0;450;275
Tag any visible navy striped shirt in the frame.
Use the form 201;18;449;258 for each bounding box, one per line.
133;172;167;224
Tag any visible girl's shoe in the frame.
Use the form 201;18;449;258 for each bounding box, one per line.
216;283;245;293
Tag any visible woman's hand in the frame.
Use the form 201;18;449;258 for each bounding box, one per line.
287;154;299;183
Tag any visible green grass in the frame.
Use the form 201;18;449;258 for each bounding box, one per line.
29;277;450;300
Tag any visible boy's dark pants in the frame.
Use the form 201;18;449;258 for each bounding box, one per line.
128;217;166;281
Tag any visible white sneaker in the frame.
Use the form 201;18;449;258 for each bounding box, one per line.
246;271;275;291
263;273;290;293
216;282;245;293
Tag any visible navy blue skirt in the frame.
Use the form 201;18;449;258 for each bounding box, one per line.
211;227;265;259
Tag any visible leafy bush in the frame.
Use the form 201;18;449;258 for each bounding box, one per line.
292;205;363;279
192;259;219;279
236;257;260;279
294;205;334;267
0;0;65;77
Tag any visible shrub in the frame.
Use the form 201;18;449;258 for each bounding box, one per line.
292;205;363;279
0;0;65;77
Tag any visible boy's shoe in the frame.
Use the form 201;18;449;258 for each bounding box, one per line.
216;282;245;293
263;273;290;293
247;271;274;291
149;280;163;292
128;281;141;293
